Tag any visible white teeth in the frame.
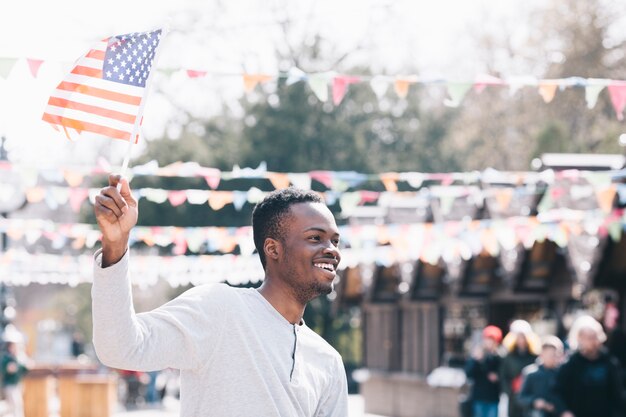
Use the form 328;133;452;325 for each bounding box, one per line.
314;263;334;271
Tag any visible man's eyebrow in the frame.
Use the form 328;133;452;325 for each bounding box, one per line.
303;227;340;237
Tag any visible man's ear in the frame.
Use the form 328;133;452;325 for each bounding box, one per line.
264;237;282;262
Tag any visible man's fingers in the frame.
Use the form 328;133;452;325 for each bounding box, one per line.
94;203;118;224
101;187;128;213
96;195;124;217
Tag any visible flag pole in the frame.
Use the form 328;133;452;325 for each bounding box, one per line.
118;26;169;184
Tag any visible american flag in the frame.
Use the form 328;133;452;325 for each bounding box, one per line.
43;29;162;142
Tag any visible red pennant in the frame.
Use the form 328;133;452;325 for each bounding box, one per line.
186;69;207;78
310;171;333;188
608;83;626;121
168;190;188;207
332;76;360;105
69;188;89;213
26;58;44;78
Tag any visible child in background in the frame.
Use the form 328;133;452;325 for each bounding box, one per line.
465;325;503;417
518;336;563;417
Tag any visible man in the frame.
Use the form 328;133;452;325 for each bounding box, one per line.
1;340;29;417
518;336;563;417
555;315;625;417
464;325;502;417
92;175;348;417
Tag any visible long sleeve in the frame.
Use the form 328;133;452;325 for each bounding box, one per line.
92;249;227;372
517;371;536;409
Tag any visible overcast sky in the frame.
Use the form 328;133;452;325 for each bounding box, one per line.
0;0;540;168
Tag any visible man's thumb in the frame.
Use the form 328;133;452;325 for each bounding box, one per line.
119;178;136;205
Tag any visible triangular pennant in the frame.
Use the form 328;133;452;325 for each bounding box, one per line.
267;172;290;190
370;76;390;99
332;76;360;106
0;58;18;79
585;79;608;109
26;58;44;78
63;170;85;187
506;76;538;96
608;221;622;243
208;191;234;211
596;185;616;213
232;191;248;211
607;83;626;121
287;173;311;190
243;74;272;93
168;190;188;207
339;192;361;216
185;190;209;205
444;82;472;107
495;188;514;211
538;82;558;103
474;74;503;94
394;78;413;99
380;173;399;192
308;74;330;102
286;67;306;86
186;69;207;78
69;188;89;213
309;171;333;188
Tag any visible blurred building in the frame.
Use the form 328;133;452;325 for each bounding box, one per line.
333;154;626;417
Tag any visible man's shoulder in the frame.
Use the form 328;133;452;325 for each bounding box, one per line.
177;283;244;306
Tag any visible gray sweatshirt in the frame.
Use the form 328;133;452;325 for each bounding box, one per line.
92;249;348;417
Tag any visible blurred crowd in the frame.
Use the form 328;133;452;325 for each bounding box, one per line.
463;306;626;417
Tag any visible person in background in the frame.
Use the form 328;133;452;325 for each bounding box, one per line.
518;336;564;417
555;315;625;417
500;320;541;417
603;300;626;386
1;340;29;417
465;325;503;417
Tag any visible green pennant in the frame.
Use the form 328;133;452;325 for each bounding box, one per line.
444;82;473;107
0;58;18;79
608;221;622;242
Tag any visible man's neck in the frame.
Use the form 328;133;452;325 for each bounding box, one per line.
257;277;306;325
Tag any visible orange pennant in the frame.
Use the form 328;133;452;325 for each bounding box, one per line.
394;78;412;98
243;74;273;93
26;187;45;203
495;188;514;211
596;185;617;213
380;173;399;192
208;191;234;211
538;82;558;103
63;170;84;187
267;172;290;190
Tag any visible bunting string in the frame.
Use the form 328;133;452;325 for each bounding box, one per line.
2;55;626;117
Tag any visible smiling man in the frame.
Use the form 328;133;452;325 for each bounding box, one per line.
91;176;348;417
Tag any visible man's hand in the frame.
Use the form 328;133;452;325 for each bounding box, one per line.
534;399;546;410
94;175;138;267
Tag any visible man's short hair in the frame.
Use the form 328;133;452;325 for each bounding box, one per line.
252;187;323;269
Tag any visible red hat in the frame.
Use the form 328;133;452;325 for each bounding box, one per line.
482;325;503;343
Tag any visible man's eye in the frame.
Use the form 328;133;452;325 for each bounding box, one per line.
332;240;340;246
309;236;321;241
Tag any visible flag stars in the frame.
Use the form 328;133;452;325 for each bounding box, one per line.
116;53;122;60
118;73;125;81
113;66;119;73
105;70;112;78
107;58;114;65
